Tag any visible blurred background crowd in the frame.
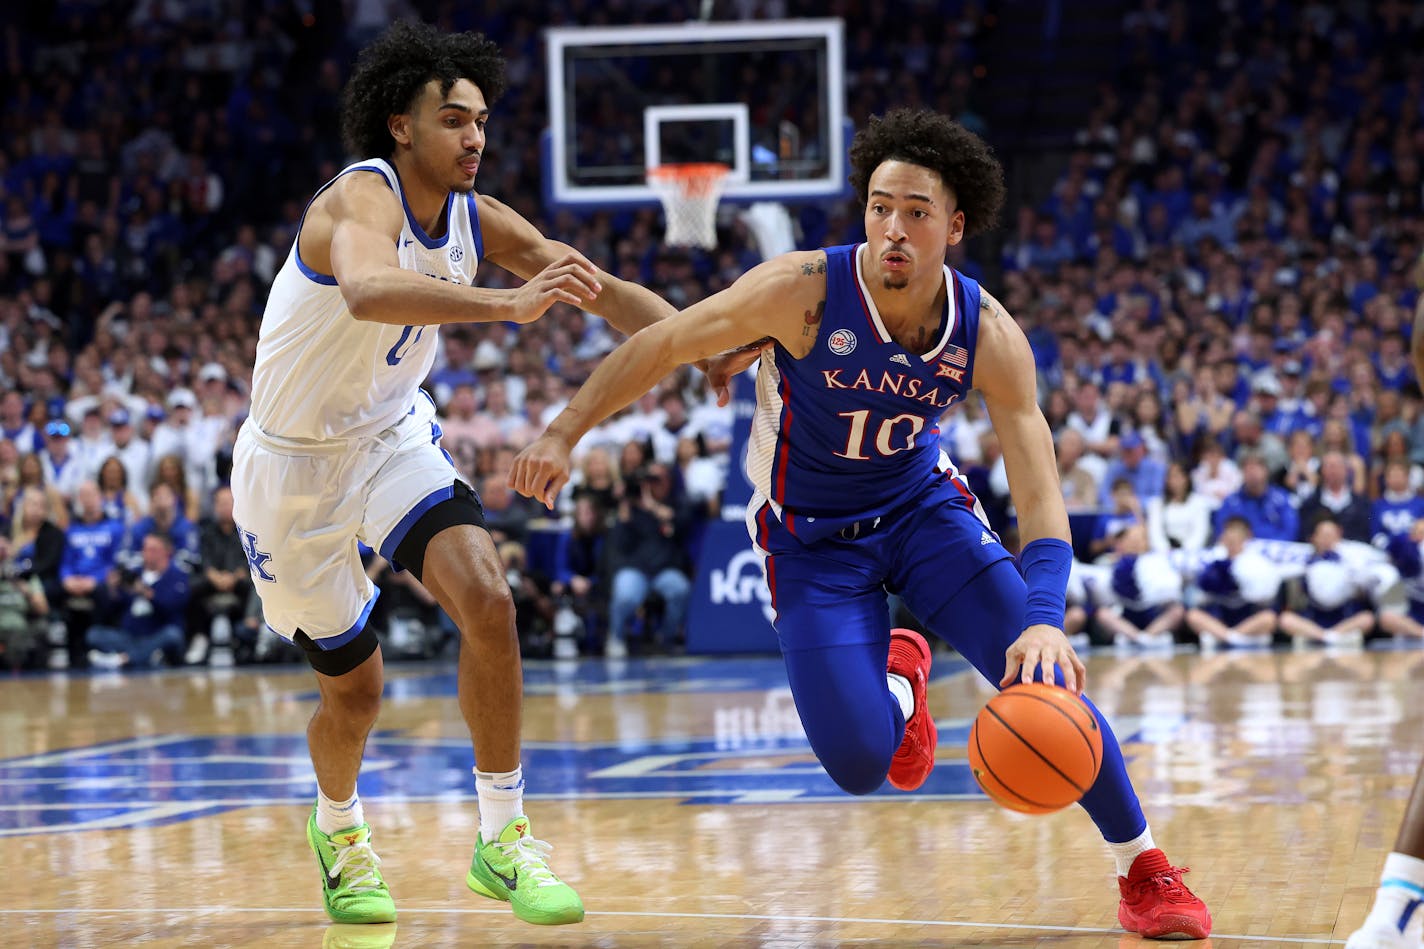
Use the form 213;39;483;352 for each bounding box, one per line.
1;0;1423;671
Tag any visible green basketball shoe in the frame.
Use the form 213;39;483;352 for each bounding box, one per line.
466;816;584;925
306;810;397;924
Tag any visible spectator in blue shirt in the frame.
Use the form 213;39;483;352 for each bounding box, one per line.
1370;460;1424;544
1098;432;1166;508
59;480;125;669
127;482;198;568
86;532;189;670
1213;454;1299;542
1091;478;1145;557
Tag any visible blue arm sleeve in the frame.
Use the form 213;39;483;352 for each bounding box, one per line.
1018;537;1073;630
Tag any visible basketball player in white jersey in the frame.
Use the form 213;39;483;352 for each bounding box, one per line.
231;21;742;927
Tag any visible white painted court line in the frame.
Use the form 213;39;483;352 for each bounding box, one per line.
0;906;1344;943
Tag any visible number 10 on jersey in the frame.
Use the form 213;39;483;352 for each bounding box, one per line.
834;410;925;460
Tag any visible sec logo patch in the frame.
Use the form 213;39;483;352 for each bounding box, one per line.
828;329;857;355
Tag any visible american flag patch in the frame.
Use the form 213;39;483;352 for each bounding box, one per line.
941;344;968;368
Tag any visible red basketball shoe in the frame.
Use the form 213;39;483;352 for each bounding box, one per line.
1117;848;1212;939
886;628;937;791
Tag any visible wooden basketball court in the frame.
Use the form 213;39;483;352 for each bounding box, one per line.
3;644;1419;947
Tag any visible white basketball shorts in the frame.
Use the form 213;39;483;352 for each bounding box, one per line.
230;394;464;649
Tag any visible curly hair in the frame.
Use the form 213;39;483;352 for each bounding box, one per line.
341;20;508;160
848;109;1005;237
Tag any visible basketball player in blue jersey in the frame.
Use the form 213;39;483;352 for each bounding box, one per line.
512;109;1212;939
232;22;751;928
1345;293;1424;949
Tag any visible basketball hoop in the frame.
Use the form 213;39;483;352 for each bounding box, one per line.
647;163;729;250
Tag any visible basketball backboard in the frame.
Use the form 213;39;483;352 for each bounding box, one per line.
543;19;848;210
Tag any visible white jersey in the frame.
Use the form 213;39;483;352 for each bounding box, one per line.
250;158;483;441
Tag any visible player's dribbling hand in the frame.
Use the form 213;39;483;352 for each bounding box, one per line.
1001;623;1087;694
509;433;572;510
508;251;601;324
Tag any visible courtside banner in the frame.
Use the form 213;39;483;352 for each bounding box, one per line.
686;519;778;654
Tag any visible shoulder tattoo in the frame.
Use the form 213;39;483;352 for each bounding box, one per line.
800;256;827;276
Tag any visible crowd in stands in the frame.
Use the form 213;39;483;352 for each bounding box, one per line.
2;1;1424;670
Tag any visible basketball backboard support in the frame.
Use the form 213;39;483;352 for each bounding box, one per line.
543;19;848;210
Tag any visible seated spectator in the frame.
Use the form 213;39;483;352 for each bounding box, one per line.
127;482;198;567
86;532;189;670
150;453;202;522
0;534;50;670
58;480;125;669
1147;461;1215;551
555;494;610;650
187;485;251;666
1176;368;1235;447
1379;521;1424;640
1281;429;1320;504
1056;428;1101;512
11;486;64;609
1297;452;1371;542
1065;380;1118;456
1370;429;1422;498
40;420;85;499
1184;517;1281;648
1213;453;1298;542
1098;431;1166;507
1092;522;1184;647
1319;418;1368;492
1091;478;1143;557
570;446;621;517
604;463;693;658
1277;516;1376;647
1191;438;1242;506
1371;460;1424;544
107;409;152;496
97;455;144;525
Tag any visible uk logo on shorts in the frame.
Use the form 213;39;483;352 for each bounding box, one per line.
239;528;276;583
827;329;857;356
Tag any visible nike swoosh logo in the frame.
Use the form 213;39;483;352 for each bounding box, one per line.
316;846;340;889
483;856;517;891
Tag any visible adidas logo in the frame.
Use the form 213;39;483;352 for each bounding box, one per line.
980;531;993;546
890;353;911;367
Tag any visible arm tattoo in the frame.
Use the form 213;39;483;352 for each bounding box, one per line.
802;299;825;337
800;257;827;276
979;297;1003;318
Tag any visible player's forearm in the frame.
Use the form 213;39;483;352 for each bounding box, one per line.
344;269;513;326
586;273;677;336
1012;473;1072;546
1002;419;1072;546
546;325;682;445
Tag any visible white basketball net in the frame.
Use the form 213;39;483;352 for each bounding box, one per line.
648;163;729;250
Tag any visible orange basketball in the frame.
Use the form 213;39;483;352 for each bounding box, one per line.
967;682;1103;815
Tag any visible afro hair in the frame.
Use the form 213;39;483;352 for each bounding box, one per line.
341;20;507;160
848;109;1005;237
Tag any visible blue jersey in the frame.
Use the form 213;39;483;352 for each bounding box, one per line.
747;243;983;542
1371;495;1424;542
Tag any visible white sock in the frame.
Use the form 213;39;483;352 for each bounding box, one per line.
475;766;526;843
886;673;914;720
1108;826;1156;877
1365;852;1424;932
315;788;364;835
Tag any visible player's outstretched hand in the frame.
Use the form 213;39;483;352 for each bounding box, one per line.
1000;623;1086;694
700;337;774;407
509;433;573;510
507;252;601;324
